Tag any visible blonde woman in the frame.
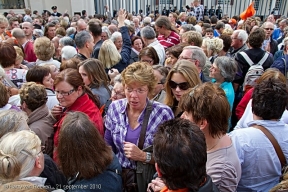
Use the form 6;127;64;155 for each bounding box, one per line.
201;37;224;63
0;15;8;41
98;9;131;73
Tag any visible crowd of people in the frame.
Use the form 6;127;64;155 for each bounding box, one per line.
0;0;288;191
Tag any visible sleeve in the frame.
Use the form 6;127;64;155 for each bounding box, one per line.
105;129;117;153
104;104;117;152
229;131;244;165
235;88;253;120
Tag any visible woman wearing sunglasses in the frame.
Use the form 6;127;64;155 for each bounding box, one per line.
164;60;202;117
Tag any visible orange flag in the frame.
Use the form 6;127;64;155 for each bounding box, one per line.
240;1;256;20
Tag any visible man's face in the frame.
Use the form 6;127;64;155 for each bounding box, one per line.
47;26;56;39
11;21;19;29
87;35;95;54
231;32;242;49
22;23;33;37
279;22;287;31
264;22;274;38
77;23;87;32
33;19;41;25
53;9;57;13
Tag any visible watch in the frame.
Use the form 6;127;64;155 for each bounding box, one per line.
145;152;152;163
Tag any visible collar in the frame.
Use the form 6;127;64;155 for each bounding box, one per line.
22;40;29;48
28;104;49;124
20;176;47;186
132;48;140;55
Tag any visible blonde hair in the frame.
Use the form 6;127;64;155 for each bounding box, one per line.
13;46;24;63
202;38;223;56
0;130;41;184
222;28;233;36
165;60;201;108
98;39;121;69
121;62;157;96
0;15;8;25
181;31;203;47
33;36;55;61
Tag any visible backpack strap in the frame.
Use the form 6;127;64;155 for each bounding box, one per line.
239;52;254;66
258;52;270;65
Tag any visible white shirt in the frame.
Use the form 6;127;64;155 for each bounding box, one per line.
36;58;61;69
148;40;165;65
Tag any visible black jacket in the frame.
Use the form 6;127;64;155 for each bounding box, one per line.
198;175;219;192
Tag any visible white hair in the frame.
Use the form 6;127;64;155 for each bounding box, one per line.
61;46;77;60
234;29;248;44
110;31;122;43
194;24;202;34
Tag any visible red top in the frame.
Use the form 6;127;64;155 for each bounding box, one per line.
157;31;180;49
24;41;37;62
53;93;104;163
161;186;188;192
235;88;254;120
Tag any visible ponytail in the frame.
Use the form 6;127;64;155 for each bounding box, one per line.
0;150;21;183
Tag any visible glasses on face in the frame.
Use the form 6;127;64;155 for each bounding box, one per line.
112;89;125;98
37;146;45;156
178;56;192;60
125;87;148;94
169;80;190;90
55;89;75;96
141;59;153;63
264;28;274;31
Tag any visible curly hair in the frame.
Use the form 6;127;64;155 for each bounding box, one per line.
33;36;55;61
202;38;224;56
180;82;230;138
248;28;265;48
20;82;47;111
252;79;288;120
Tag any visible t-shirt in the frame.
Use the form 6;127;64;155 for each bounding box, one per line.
157;31;180;49
206;141;241;192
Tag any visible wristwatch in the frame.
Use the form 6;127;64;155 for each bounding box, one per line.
145;152;152;163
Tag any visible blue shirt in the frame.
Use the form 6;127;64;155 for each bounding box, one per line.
230;120;288;191
212;80;235;111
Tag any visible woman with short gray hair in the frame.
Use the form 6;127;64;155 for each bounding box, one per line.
209;56;237;112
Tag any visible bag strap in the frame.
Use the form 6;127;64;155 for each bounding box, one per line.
282;57;287;78
253;125;286;167
239;52;254;66
138;101;153;150
258;52;269;65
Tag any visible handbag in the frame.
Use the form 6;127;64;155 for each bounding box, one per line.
122;101;154;192
253;125;288;181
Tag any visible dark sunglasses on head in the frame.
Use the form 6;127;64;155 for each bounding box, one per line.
169;80;190;90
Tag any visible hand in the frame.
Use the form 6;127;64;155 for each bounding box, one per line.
265;43;271;53
123;141;146;161
108;68;119;80
20;64;28;70
117;9;126;28
51;105;64;120
147;177;165;192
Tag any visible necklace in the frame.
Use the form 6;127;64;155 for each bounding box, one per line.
207;135;224;151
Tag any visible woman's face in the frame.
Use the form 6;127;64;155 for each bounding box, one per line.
165;54;177;71
79;66;91;86
209;63;222;81
47;26;56;39
170;72;190;101
114;36;123;50
0;23;7;35
201;43;209;57
14;59;22;69
101;32;108;41
132;39;143;52
125;81;149;111
152;70;164;98
42;73;54;89
49;65;59;80
111;82;125;101
55;81;81;108
140;55;154;65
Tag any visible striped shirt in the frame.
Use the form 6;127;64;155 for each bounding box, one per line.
157;31;180;49
104;98;174;169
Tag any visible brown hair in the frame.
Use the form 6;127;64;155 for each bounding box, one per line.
180;82;230;138
58;111;112;179
0;83;9;107
26;66;50;84
54;68;100;107
0;43;17;68
44;22;56;39
166;42;189;58
56;27;66;36
131;36;144;46
33;37;55;61
181;31;203;47
258;68;286;84
139;47;159;65
155;16;178;33
248;27;265;48
60;57;80;71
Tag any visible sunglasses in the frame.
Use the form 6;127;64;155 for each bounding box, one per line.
169;80;190;90
264;28;274;31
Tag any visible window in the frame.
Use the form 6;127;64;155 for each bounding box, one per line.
254;0;260;10
0;0;25;9
274;0;281;9
159;0;173;4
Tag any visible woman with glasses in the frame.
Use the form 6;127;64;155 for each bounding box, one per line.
180;83;241;192
104;62;174;191
164;60;201;117
139;46;159;66
150;65;169;103
51;68;104;163
0;130;45;186
78;58;111;107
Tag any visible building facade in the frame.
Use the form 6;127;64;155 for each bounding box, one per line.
0;0;287;20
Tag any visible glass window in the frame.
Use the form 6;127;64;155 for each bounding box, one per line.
0;0;26;9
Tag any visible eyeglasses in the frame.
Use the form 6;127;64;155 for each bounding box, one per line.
125;87;148;94
55;89;75;96
264;28;274;31
141;59;153;63
37;146;45;156
169;80;190;90
178;56;193;60
112;89;125;98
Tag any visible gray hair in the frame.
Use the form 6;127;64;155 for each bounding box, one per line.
59;36;75;47
143;17;151;26
110;31;122;43
141;26;156;40
181;24;196;32
33;29;43;37
214;56;237;82
183;46;206;69
66;27;76;36
61;46;77;60
11;28;25;38
102;26;111;38
234;29;248;44
75;30;92;49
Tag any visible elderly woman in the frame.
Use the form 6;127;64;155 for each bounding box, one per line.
51;68;104;163
61;45;77;61
101;26;111;41
78;58;111;107
201;37;224;63
111;31;123;52
0;130;45;185
58;36;75;53
0;15;8;41
130;36;144;64
165;60;202;117
58;112;122;191
180;82;241;192
139;47;159;65
19;82;55;156
26;66;58;109
209;56;237;112
98;9;131;73
34;37;61;69
104;62;174;191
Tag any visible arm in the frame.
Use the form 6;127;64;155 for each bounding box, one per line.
104;129;117;153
